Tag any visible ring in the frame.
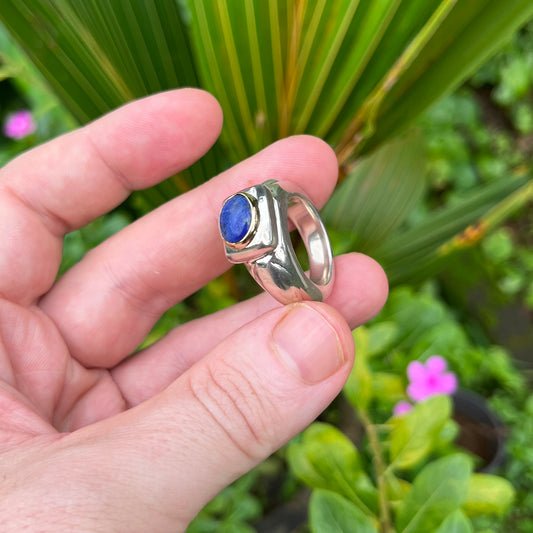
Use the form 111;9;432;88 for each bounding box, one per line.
218;180;334;304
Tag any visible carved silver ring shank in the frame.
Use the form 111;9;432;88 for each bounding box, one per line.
219;180;334;304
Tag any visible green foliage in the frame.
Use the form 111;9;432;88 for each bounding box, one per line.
0;25;75;164
323;132;426;254
434;511;474;533
309;490;379;533
1;1;532;276
344;328;373;411
462;474;515;518
6;0;527;166
378;286;532;531
187;471;262;533
396;455;472;533
289;396;506;532
60;212;131;274
414;25;533;308
421;23;533;202
377;286;451;349
389;396;451;470
287;423;378;516
471;20;533;133
375;285;528;398
367;322;401;358
323;122;529;285
488;393;533;532
419;89;524;202
479;226;533;309
482;229;515;265
288;284;528;532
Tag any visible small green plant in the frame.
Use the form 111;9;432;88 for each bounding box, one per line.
286;284;532;532
480;226;533;311
488;393;533;533
420;88;526;203
288;323;514;532
187;471;263;533
471;20;533;135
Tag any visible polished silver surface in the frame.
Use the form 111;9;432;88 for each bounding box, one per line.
219;180;334;304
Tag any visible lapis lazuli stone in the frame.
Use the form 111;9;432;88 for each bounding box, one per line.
220;193;253;243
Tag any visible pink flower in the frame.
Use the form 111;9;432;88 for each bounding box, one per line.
393;400;413;416
406;355;457;402
3;110;36;140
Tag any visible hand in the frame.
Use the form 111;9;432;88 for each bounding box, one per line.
0;89;388;532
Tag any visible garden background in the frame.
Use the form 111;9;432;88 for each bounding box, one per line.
1;1;533;532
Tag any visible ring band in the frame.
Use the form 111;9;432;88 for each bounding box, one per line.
219;180;334;304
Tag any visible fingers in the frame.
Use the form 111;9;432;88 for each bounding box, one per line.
56;302;355;531
0;89;222;304
40;135;339;368
112;253;388;406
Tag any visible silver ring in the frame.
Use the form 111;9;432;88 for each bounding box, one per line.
219;180;334;304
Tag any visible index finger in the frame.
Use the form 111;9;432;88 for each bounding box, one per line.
0;89;223;305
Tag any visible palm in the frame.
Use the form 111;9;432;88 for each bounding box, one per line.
0;303;122;436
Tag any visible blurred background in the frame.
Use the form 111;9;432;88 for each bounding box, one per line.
1;2;533;532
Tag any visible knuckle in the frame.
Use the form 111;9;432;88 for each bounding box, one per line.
187;359;280;462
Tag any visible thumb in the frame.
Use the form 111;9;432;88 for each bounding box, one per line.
57;303;354;532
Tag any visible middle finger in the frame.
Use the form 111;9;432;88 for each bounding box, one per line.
39;136;339;368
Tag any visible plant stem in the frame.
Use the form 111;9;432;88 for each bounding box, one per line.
359;409;394;533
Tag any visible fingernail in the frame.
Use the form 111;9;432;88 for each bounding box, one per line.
273;304;345;384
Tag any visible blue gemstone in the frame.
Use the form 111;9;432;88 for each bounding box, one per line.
220;194;253;243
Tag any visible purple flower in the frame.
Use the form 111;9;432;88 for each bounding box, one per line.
3;110;36;140
406;355;458;402
393;400;413;416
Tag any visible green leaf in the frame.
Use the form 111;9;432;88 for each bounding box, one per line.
60;213;131;275
379;287;450;349
219;524;255;533
367;321;400;358
374;176;528;286
344;328;372;410
310;490;379;533
336;0;455;158
371;372;405;402
396;454;472;533
3;0;532;260
0;65;14;81
303;0;402;139
389;395;451;470
436;420;460;449
186;0;533;165
481;228;514;264
0;0;218;197
287;423;377;516
365;0;533;153
494;55;532;105
386;474;411;502
461;474;515;517
353;325;370;358
188;0;269;160
410;322;470;361
3;0;533;162
434;510;473;533
323;132;427;255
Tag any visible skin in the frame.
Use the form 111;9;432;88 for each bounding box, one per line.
0;89;388;532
